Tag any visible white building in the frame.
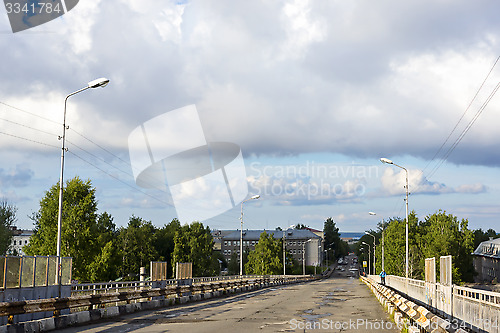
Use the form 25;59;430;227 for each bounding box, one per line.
8;228;33;256
221;229;323;266
473;237;500;283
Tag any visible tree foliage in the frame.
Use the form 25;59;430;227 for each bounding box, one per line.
369;210;475;284
473;228;499;249
24;177;113;282
172;222;217;277
245;232;283;275
324;217;348;260
0;200;16;254
117;216;158;279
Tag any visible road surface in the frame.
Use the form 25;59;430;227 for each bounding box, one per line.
58;257;398;332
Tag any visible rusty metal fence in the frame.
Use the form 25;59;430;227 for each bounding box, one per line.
0;256;72;292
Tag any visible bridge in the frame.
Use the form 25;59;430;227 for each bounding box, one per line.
1;254;499;332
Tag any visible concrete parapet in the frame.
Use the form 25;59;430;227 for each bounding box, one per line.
408;325;420;333
1;276;317;332
394;311;403;327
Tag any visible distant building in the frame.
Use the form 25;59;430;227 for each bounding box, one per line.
211;229;237;251
221;229;323;266
7;227;33;256
473;238;500;283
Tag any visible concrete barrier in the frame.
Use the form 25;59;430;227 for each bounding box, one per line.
361;276;470;333
1;276;315;332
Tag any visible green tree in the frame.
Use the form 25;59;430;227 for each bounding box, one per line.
381;217;406;277
0;200;16;254
473;228;498;249
153;218;181;277
87;212;121;282
117;216;158;279
419;210;475;283
227;251;239;275
24;177;106;281
324;217;347;260
245;232;282;275
172;221;216;277
378;210;475;283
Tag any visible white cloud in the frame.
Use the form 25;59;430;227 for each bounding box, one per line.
380;168;486;196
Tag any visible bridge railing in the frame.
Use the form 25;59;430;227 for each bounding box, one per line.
1;274;315;325
71;275;278;297
367;274;500;333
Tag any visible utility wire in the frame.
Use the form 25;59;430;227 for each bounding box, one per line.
0;116;59;137
426;81;500;179
69;128;131;168
0;101;60;125
405;56;500;200
0;130;59;149
67;150;175;208
422;56;500;176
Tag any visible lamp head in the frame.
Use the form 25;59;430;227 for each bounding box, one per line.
88;78;110;88
251;195;260;200
369;212;376;216
380;157;393;165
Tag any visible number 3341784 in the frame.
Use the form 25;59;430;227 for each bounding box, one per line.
5;2;62;14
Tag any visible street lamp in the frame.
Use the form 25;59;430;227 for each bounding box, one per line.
282;225;294;276
302;239;312;275
240;195;260;275
365;232;376;275
362;242;371;275
369;212;385;271
56;78;109;292
380;157;409;279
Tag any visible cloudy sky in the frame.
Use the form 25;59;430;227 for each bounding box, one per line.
1;0;500;233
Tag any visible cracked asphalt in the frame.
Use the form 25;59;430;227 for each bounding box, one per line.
57;257;398;332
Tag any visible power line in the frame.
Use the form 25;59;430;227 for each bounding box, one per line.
0;115;59;137
0;101;60;125
69;128;131;168
426;81;500;179
67;139;133;179
67;150;175;208
422;56;500;175
0;130;59;149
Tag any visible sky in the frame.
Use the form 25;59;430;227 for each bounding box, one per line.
1;0;500;233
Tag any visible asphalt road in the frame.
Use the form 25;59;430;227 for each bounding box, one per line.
57;256;398;333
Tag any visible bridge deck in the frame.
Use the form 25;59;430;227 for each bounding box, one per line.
55;276;398;333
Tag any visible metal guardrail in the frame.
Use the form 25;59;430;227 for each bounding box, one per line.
1;275;314;319
70;275;285;296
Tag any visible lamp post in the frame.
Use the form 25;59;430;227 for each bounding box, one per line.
282;225;294;276
369;212;385;271
360;248;366;275
362;242;371;275
302;239;311;275
56;78;109;292
240;195;260;276
365;232;376;275
380;157;409;279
